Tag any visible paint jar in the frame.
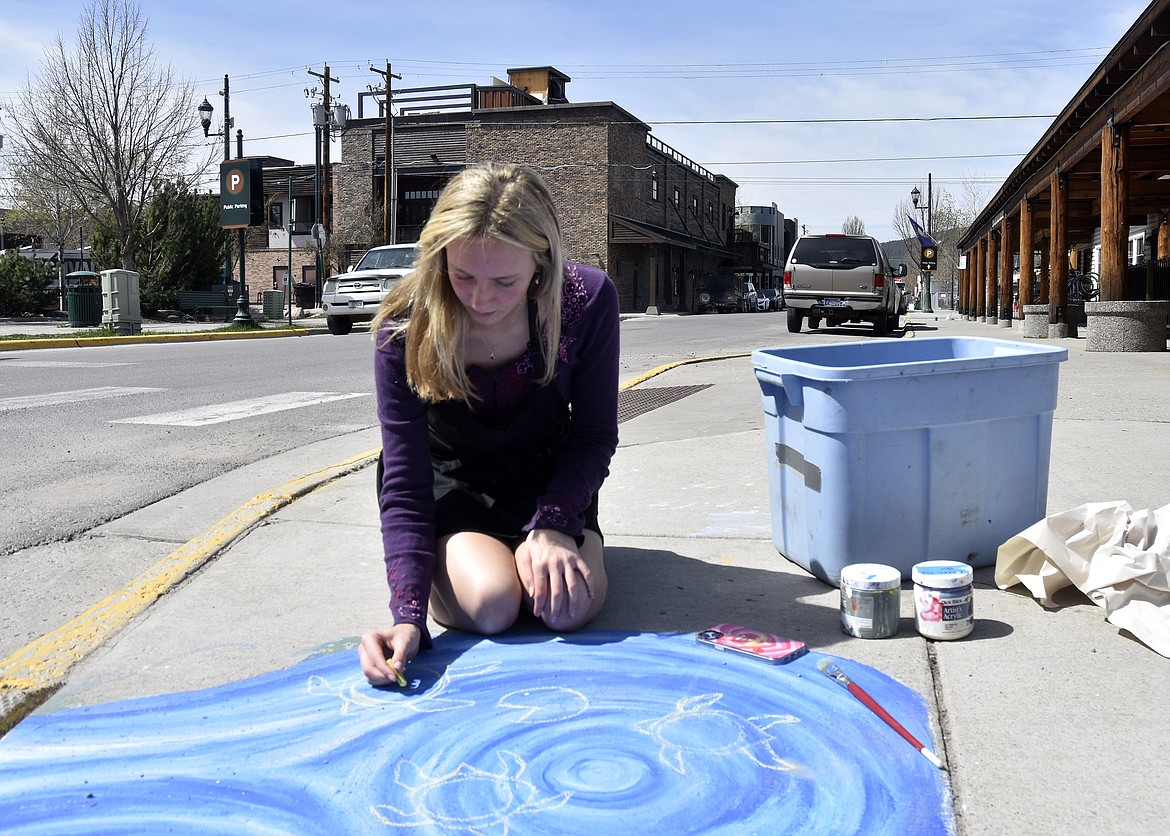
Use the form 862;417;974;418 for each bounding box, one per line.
912;561;975;640
839;563;902;639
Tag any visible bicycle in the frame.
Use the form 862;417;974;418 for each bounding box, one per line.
1068;271;1100;302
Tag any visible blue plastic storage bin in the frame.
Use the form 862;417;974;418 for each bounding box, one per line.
752;337;1068;585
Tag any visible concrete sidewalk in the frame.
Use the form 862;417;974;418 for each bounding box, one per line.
6;311;1170;834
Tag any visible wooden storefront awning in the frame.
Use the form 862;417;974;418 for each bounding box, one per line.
960;0;1170;251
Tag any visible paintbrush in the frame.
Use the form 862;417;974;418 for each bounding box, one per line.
817;658;944;770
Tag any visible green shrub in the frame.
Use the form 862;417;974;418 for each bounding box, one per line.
0;252;58;316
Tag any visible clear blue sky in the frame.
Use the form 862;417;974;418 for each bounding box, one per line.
0;0;1149;241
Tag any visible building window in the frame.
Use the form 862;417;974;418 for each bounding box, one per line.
691;196;698;216
651;171;659;201
707;202;714;221
291;196;314;234
673;187;681;208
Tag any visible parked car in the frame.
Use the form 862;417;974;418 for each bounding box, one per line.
894;279;910;315
757;288;783;311
741;281;759;312
321;244;417;335
781;233;907;335
696;275;751;313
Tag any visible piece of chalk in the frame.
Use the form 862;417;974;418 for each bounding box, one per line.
392;666;407;687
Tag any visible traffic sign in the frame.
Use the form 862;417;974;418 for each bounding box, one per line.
220;158;265;229
920;245;938;272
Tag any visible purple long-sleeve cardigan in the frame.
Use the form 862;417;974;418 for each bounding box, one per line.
373;263;620;636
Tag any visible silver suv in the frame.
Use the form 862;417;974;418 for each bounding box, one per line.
321;244;417;335
782;234;906;336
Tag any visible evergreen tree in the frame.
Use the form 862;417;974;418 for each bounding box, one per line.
0;252;58;316
89;181;225;315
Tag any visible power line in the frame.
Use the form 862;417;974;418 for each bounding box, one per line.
388;47;1107;75
707;153;1025;165
645;115;1055;125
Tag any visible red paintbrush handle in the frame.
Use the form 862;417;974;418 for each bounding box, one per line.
847;681;927;752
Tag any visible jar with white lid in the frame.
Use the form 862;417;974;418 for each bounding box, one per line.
840;563;902;639
912;560;974;640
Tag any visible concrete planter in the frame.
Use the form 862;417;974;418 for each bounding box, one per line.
1021;304;1049;338
1084;300;1169;352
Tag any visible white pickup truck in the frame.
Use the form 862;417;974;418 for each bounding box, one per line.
321;244;417;335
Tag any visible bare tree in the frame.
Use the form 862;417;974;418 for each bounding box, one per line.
892;182;987;306
8;0;208;271
842;215;866;235
2;163;85;259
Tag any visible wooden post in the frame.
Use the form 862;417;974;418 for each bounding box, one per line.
988;229;999;324
1038;237;1050;305
977;237;987;319
1019;198;1034;310
970;243;979;319
1157;212;1170;301
959;252;968;316
1000;212;1014;321
1099;119;1130;302
1159;212;1170;261
1049;169;1068;327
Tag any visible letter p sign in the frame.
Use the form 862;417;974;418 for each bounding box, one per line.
220;160;252;228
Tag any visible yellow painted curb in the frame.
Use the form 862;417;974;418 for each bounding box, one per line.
619;353;751;390
0;328;316;352
0;448;380;693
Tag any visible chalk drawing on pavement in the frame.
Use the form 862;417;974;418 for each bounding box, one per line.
0;630;951;835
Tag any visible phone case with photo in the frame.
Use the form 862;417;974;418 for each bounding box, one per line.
696;624;807;664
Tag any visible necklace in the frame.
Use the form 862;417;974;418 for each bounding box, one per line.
475;328;498;361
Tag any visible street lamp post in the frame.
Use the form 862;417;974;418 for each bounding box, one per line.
910;175;934;314
198;74;255;326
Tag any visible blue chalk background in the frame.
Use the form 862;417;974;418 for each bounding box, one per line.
0;630;951;834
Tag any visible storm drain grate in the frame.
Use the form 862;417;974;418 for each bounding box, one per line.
617;384;713;424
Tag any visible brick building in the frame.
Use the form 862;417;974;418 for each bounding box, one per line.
321;66;739;313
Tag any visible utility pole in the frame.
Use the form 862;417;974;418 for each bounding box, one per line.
370;61;401;243
308;65;340;237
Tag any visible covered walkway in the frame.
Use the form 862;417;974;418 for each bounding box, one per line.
958;0;1170;346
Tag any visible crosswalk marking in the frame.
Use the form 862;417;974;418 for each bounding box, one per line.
0;387;165;413
0;360;132;368
112;391;370;427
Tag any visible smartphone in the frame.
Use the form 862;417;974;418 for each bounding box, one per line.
696;624;807;665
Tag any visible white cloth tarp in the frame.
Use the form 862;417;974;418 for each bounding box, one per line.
995;501;1170;657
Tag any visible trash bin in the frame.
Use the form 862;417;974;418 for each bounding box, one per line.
66;284;102;327
292;282;315;309
752;336;1068;585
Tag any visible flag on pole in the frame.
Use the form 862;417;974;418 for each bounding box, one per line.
907;214;936;248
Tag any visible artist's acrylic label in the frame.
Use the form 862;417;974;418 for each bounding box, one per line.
915;589;973;634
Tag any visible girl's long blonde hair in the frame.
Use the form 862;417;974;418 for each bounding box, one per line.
372;162;564;403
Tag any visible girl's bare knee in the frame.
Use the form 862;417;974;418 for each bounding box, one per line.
465;589;522;634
